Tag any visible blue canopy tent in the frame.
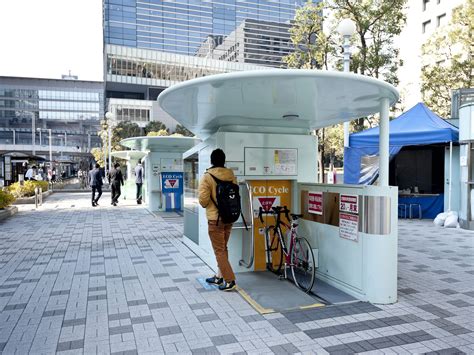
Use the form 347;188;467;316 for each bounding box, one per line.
344;102;459;218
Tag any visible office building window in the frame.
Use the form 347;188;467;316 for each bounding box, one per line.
423;0;429;11
437;13;446;27
422;20;431;33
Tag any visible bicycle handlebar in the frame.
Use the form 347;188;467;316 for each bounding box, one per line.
258;205;291;224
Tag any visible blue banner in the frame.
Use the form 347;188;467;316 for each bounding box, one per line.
161;172;183;211
161;172;184;194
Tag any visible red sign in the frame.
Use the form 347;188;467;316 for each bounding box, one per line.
340;194;359;214
258;197;276;212
168;179;177;187
308;191;323;215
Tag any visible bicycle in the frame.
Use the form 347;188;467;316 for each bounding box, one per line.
258;206;316;293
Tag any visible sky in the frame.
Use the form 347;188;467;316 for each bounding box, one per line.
0;0;103;81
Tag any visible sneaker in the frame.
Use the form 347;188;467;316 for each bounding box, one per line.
218;280;236;291
205;275;223;285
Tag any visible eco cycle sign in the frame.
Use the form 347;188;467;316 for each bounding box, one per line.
161;172;183;194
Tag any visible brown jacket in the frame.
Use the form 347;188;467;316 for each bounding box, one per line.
198;167;237;221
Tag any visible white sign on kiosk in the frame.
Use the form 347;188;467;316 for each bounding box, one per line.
340;194;359;214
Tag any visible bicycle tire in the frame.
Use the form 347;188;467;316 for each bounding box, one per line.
264;225;283;274
290;236;315;293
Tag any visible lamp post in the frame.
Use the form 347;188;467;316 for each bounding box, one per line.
48;129;52;170
337;18;357;148
105;111;114;177
37;128;42;147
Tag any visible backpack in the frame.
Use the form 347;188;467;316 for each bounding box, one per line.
208;173;247;228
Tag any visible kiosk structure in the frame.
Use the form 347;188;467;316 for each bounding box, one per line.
158;70;399;304
120;136;199;211
111;150;147;201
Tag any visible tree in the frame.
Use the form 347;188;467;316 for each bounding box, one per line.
111;121;141;151
330;0;407;131
421;0;474;118
91;147;105;167
147;129;169;136
283;1;336;70
174;124;194;137
144;121;168;134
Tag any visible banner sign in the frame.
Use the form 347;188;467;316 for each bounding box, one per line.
161;172;184;194
340;194;359;214
308;191;323;215
339;213;359;242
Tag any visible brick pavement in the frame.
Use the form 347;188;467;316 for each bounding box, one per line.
0;192;473;354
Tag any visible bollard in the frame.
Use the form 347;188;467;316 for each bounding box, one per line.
35;187;39;208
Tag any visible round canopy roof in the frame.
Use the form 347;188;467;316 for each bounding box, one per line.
120;136;200;152
111;150;147;160
158;69;399;138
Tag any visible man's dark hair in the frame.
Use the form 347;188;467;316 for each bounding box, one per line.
95;163;100;169
210;148;225;167
114;163;120;168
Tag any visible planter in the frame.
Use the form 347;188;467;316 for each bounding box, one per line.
12;190;53;205
0;206;19;222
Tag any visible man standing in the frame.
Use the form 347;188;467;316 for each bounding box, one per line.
198;149;237;291
89;163;103;207
135;160;144;204
109;162;124;206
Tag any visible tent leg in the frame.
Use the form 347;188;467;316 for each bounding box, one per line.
448;141;453;212
379;98;390;187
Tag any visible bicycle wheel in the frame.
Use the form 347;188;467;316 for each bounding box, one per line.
264;225;283;274
290;237;315;293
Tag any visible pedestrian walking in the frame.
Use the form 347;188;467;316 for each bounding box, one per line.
198;148;239;291
109;162;124;206
135;160;144;204
89;163;103;207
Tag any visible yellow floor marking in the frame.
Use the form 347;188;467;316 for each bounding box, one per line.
299;303;325;310
236;287;274;314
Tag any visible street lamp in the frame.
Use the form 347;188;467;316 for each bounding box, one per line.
105;111;114;177
48;129;52;170
337;18;356;147
37;128;42;147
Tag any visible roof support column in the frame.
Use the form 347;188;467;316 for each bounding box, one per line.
379;97;390;186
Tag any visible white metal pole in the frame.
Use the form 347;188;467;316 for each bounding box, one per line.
64;132;67;148
32;115;36;155
343;35;351;148
48;129;52;169
379;98;390;186
13;129;15;145
448;141;453;211
108;125;112;175
39;129;42;147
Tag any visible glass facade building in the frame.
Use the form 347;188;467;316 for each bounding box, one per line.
104;0;303;66
103;0;307;130
0;76;104;160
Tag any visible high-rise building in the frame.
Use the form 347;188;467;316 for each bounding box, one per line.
397;0;465;111
103;0;305;128
0;76;104;176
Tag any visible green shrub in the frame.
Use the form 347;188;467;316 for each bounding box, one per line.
0;189;15;209
8;180;49;198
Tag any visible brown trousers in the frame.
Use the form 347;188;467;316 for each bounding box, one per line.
208;221;235;281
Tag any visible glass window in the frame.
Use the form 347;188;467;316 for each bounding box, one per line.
437;13;446;27
422;20;431;33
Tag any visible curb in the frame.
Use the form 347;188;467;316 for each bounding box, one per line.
0;206;19;222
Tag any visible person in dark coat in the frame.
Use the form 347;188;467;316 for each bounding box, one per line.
109;162;124;206
89;163;103;207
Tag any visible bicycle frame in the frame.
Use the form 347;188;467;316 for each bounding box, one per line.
265;210;300;275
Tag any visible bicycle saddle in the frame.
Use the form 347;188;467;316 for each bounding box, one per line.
291;213;303;220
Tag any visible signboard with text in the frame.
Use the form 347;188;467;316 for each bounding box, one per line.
308;191;323;215
339;213;359;242
161;172;184;194
340;194;359;214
